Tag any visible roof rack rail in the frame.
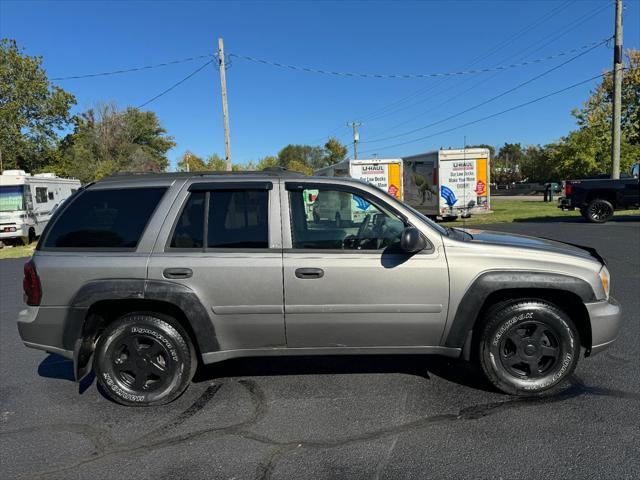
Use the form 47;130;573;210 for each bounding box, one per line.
103;167;307;180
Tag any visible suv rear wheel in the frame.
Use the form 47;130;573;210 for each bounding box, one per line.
478;300;579;396
94;312;196;406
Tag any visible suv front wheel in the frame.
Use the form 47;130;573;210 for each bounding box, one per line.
94;312;196;406
478;300;580;396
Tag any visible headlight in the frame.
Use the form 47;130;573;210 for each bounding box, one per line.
599;266;610;299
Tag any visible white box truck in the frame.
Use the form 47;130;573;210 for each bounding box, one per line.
0;170;81;244
313;159;404;224
402;148;491;220
314;149;490;220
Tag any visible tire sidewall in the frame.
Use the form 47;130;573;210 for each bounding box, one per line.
480;301;579;395
95;313;193;406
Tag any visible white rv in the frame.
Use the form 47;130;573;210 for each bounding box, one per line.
0;170;81;244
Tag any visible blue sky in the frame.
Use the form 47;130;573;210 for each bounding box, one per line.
2;0;639;170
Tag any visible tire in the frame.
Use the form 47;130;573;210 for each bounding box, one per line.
585;198;614;223
94;312;196;406
579;208;589;220
478;300;580;396
28;228;36;244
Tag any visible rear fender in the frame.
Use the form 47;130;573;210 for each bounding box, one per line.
69;279;217;381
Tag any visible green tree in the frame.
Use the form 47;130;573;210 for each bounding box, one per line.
255;155;278;170
557;49;640;177
493;143;524;184
177;151;207;171
323;137;348;166
277;144;324;173
58;103;175;183
0;39;76;172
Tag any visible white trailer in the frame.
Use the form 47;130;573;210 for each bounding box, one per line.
402;148;491;219
0;170;81;244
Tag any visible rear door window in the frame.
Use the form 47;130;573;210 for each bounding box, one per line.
43;187;166;249
170;189;269;249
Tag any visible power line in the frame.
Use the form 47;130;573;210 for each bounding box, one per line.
359;72;608;156
137;60;214;109
51;54;215;81
367;3;614;137
307;0;581;143
360;37;610;144
361;0;577;121
358;2;611;130
228;40;607;80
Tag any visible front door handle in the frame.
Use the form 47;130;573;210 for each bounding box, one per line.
163;268;193;279
295;268;324;279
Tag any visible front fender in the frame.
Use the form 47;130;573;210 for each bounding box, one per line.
444;270;596;350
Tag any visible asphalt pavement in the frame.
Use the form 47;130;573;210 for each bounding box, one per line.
1;220;639;480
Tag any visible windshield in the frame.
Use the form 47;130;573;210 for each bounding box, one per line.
0;185;25;212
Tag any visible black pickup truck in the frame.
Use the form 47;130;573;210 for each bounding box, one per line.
559;163;640;223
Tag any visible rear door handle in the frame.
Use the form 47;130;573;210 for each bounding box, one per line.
163;268;193;279
295;268;324;279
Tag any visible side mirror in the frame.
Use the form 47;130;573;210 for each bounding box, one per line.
400;227;427;253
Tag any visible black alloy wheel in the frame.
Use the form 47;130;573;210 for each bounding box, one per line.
497;320;561;379
111;334;172;392
586;199;614;223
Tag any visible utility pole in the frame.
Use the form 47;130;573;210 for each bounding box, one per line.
217;37;232;171
347;122;362;159
611;0;623;179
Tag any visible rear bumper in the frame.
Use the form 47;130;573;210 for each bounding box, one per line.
586;297;622;356
17;306;75;360
558;197;575;210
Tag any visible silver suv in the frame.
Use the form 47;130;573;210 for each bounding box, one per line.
18;171;621;406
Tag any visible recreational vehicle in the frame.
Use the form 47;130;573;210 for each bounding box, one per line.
0;170;81;244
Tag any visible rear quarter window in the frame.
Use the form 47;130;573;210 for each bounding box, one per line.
43;187;166;249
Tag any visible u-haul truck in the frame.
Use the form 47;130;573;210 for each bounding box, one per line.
314;158;403;199
314;149;490;220
313;159;404;223
402;148;491;219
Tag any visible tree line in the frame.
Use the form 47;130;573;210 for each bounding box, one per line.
1;38;638;185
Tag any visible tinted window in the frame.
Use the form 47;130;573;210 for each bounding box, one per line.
35;187;47;203
44;187;166;248
170;192;205;248
289;188;405;250
169;189;269;249
208;190;268;248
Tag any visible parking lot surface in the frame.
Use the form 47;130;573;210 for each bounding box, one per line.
1;220;639;480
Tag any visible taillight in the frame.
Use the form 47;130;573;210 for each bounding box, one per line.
565;184;573;196
23;260;42;306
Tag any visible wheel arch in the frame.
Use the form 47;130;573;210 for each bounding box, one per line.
585;190;619;208
445;271;595;360
68;279;218;381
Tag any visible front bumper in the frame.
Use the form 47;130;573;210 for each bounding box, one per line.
586;297;622;355
0;224;28;240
